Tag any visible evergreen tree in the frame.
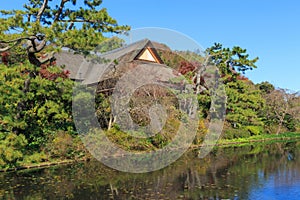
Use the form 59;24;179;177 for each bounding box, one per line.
0;0;129;168
0;0;130;63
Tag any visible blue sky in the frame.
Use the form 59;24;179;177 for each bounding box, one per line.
1;0;299;91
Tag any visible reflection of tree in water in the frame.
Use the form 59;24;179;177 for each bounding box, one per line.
1;142;300;199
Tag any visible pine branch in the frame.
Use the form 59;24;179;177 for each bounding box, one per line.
0;38;28;53
36;0;48;22
54;0;69;22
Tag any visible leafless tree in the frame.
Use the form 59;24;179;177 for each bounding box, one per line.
265;89;300;134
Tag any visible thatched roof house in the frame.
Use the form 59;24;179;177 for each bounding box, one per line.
55;39;170;92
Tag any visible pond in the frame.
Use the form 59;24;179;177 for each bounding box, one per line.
1;141;300;199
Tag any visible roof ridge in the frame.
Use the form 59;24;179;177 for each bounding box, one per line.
99;38;150;57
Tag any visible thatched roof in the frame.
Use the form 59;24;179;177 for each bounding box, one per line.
55;51;85;80
55;39;165;85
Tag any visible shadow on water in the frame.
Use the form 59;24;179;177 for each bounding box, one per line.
1;141;300;199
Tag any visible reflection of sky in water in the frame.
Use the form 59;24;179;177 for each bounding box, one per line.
248;169;300;200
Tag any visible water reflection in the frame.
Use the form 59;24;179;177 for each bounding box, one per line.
1;141;300;199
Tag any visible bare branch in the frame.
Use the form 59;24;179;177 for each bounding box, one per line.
36;0;48;22
54;0;69;22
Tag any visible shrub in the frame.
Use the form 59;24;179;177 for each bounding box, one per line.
0;132;27;168
23;152;48;164
44;131;87;160
223;128;250;139
245;126;264;136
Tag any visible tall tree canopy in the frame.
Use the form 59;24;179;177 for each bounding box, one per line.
206;43;259;78
0;0;130;65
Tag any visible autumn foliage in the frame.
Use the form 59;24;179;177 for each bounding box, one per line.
1;52;9;65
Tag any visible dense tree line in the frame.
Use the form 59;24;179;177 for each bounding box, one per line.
171;44;299;139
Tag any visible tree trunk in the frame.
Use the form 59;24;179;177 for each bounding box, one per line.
276;111;286;135
276;119;283;135
108;114;116;130
195;70;201;95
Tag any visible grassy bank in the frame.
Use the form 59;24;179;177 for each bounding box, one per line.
1;132;300;172
216;132;300;147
